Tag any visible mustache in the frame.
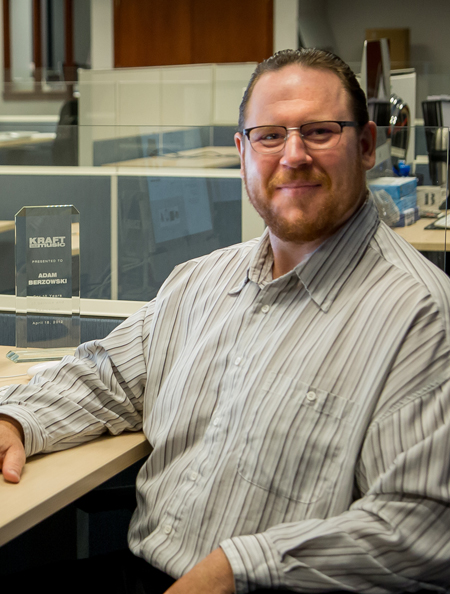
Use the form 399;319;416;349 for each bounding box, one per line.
268;170;329;191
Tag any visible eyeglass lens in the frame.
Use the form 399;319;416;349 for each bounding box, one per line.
248;122;344;153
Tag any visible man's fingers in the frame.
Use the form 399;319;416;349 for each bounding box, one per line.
1;443;26;483
0;416;26;482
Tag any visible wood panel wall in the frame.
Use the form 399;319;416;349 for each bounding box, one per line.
114;0;273;68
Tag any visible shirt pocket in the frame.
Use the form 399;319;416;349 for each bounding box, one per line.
237;372;356;503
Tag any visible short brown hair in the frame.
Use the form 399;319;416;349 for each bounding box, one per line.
238;48;369;132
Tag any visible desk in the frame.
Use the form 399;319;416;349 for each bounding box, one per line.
0;131;55;149
104;146;240;169
393;218;447;252
0;347;151;547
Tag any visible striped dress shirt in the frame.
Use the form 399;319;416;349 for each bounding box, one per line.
1;199;450;593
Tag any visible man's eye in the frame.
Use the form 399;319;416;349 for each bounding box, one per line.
251;128;285;144
262;132;283;141
302;126;336;142
305;127;333;137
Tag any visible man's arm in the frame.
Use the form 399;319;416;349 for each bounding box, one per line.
0;300;155;472
0;415;25;482
218;379;450;593
165;548;235;594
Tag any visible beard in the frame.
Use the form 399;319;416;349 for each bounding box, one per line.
244;165;366;245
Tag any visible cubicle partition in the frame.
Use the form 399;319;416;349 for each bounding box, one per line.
78;63;256;167
0;115;448;344
0;123;266;345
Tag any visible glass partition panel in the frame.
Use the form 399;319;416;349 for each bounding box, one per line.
0;125;248;309
0;124;447;314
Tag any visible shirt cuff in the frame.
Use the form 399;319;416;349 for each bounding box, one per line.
220;532;281;593
0;404;47;457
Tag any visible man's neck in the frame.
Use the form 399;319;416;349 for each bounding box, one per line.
269;231;324;279
269;192;369;279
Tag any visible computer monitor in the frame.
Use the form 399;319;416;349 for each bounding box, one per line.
118;174;241;301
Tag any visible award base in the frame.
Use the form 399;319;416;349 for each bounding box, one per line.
7;347;76;363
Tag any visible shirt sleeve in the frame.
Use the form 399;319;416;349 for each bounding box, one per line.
220;378;450;593
0;300;155;458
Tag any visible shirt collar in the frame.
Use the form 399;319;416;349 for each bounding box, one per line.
233;199;380;311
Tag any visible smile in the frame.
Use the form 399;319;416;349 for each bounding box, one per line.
276;181;321;190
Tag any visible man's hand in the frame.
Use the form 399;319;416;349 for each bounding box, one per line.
164;547;235;594
0;415;25;483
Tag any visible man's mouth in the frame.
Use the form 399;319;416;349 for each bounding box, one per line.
277;180;321;189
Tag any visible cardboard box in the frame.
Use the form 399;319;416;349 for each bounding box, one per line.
369;177;417;200
395;206;419;227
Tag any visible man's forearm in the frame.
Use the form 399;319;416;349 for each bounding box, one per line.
0;414;25;442
165;548;235;594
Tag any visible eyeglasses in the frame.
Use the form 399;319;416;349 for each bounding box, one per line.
243;121;359;154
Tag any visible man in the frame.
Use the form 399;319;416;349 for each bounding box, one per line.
1;49;450;593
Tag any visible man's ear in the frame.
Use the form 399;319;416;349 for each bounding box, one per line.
234;132;245;179
360;121;377;171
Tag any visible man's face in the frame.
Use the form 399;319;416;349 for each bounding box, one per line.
235;65;376;245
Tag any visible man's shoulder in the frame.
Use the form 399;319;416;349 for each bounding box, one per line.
176;237;260;273
371;221;450;324
159;237;261;294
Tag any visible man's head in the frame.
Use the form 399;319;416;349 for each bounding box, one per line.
235;49;376;249
238;48;369;134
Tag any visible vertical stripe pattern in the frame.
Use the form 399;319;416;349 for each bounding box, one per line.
1;199;450;592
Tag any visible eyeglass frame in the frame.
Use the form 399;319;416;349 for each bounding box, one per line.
242;121;360;154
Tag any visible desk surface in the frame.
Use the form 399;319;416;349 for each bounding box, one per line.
0;346;151;547
0;131;55;149
393;217;447;252
104;145;240;169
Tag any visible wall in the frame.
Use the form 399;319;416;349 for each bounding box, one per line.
274;0;299;52
10;0;32;86
0;0;298;117
326;0;450;70
91;0;113;69
325;0;450;97
324;0;450;116
0;0;64;117
298;0;336;53
5;0;449;118
74;0;91;68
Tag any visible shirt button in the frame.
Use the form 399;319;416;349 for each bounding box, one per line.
234;357;242;366
261;304;270;313
189;470;198;481
163;525;172;535
213;418;219;426
306;391;316;402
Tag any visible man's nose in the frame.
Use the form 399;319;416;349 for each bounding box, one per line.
280;130;313;168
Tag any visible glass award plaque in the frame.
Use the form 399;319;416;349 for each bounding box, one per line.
8;205;80;363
